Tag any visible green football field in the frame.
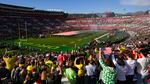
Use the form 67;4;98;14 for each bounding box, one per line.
0;30;129;55
15;30;108;52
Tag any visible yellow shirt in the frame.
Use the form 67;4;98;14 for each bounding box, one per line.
75;64;84;77
120;47;126;53
74;58;85;77
3;56;16;70
45;60;53;67
27;65;33;72
45;60;53;73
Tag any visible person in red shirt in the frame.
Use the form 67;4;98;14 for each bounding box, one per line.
57;53;64;66
132;48;144;59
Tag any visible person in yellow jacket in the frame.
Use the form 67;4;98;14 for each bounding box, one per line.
45;60;53;69
45;59;53;78
74;56;85;84
26;60;35;73
3;55;16;70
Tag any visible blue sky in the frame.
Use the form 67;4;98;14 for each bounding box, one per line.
0;0;150;13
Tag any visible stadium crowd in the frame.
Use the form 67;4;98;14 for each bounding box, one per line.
1;9;150;40
66;15;150;36
0;39;150;84
0;3;75;40
0;3;150;84
0;16;76;40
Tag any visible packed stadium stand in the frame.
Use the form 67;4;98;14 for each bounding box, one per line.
67;13;99;18
0;3;150;40
0;3;73;40
0;3;150;84
66;14;150;36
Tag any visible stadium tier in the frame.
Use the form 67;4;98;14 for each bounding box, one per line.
0;3;67;18
0;2;150;84
0;3;150;40
0;3;70;40
66;15;150;35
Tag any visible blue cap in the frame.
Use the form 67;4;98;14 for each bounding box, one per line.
103;54;110;59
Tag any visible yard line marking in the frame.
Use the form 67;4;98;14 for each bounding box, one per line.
78;39;82;41
95;33;109;43
70;41;75;44
62;44;66;46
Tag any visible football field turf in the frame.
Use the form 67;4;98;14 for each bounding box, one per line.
16;30;108;52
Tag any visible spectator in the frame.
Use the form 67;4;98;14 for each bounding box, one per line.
112;54;129;84
64;61;77;84
85;60;96;84
0;62;10;83
136;51;150;84
124;50;137;84
74;56;85;84
99;49;116;84
3;54;16;70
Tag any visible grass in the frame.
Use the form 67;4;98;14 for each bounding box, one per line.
0;30;129;55
14;30;107;52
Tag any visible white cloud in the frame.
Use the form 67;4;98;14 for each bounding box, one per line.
120;0;150;6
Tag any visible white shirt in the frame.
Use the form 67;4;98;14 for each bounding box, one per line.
85;64;96;76
125;60;137;75
112;55;129;81
137;57;150;76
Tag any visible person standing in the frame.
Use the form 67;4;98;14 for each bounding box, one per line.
125;52;137;84
57;53;64;66
64;61;77;84
136;52;150;84
3;54;16;71
112;54;129;84
85;60;96;84
74;56;85;84
99;49;116;84
0;62;10;84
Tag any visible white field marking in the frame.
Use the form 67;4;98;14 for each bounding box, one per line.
52;31;79;36
56;46;59;49
95;33;109;42
70;41;75;44
62;44;66;46
78;39;82;41
48;46;59;49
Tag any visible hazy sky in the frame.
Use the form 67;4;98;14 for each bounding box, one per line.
0;0;150;13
